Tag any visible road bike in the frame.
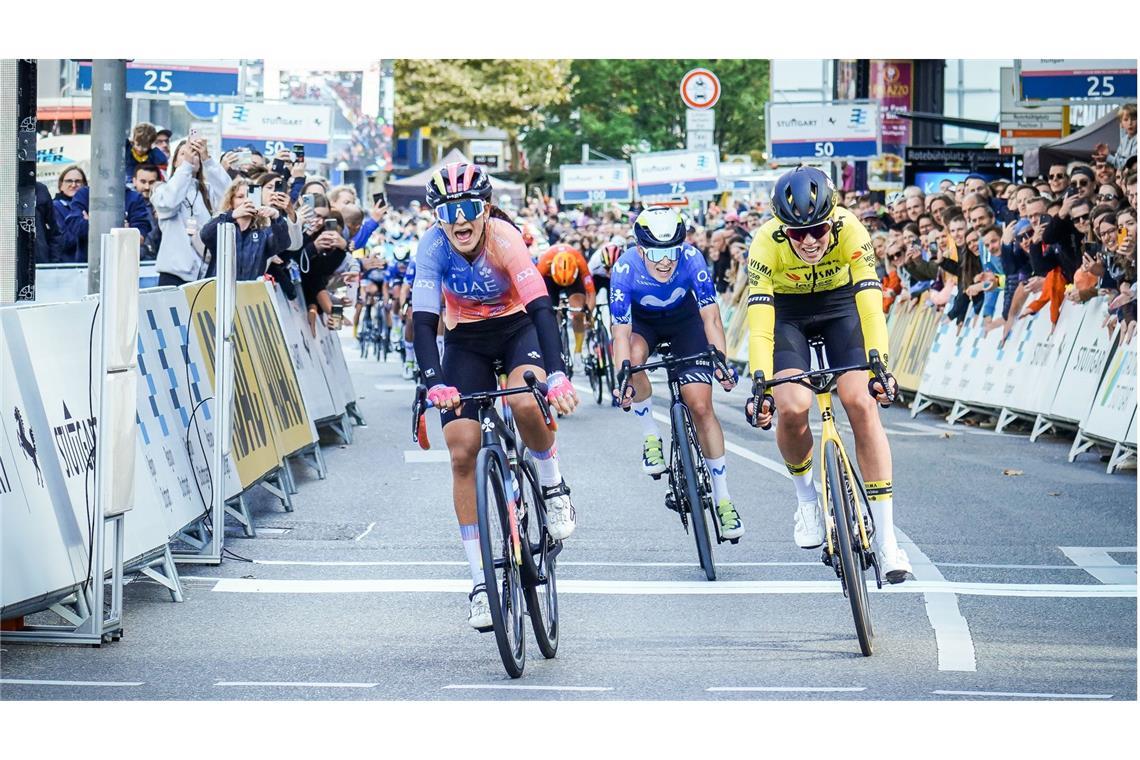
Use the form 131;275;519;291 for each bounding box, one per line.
583;304;616;405
747;337;892;656
619;344;736;581
553;296;584;381
411;372;562;677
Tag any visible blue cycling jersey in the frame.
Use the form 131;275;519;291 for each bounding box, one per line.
608;244;717;325
385;261;410;286
405;260;416;287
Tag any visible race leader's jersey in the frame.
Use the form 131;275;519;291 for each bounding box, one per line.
608;244;717;325
412;218;548;329
745;205;888;378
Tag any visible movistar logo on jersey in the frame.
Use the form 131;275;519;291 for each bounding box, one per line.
613;261;631;274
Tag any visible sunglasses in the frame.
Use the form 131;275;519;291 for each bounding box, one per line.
642;245;682;263
784;221;832;242
1073;214;1091;224
61;178;85;185
1071;179;1090;188
1048;173;1067;180
1097;193;1118;201
435;199;486;224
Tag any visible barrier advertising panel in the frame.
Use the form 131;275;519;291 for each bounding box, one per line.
269;283;339;422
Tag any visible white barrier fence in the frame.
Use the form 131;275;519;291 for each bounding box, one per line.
911;293;1136;474
2;260;358;639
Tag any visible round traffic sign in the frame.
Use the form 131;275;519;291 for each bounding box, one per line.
680;68;720;110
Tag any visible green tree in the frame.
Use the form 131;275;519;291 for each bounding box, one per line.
395;59;573;170
523;60;769;177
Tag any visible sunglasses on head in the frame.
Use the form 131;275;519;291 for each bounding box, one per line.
784;221;832;242
642;245;682;263
435;198;486;224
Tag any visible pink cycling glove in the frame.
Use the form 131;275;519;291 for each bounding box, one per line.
427;384;460;408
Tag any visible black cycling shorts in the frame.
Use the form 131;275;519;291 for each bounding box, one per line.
544;275;587;301
440;312;544;427
773;286;867;374
631;298;713;386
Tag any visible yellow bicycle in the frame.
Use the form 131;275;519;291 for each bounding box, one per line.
748;336;891;656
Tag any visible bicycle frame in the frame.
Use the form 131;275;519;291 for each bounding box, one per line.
812;387;872;557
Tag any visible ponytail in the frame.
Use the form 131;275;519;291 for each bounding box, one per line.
488;204;520;231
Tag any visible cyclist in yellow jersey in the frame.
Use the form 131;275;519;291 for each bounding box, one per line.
745;167;911;582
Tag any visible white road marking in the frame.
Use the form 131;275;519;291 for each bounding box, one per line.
404;450;450;463
1059;547;1138;585
215;681;377;688
1;679;144;687
895;527;977;673
204;577;1136;598
932;690;1113;700
443;684;613;692
647;410;790;479
239;558;1123;571
353;522;377;542
707;686;866;693
255;527;291;536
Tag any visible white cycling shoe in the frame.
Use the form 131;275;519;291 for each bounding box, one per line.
875;540;912;584
794;497;825;549
468;585;493;631
542;480;576;541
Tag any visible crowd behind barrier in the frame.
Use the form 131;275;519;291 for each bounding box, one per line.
1;276;357;632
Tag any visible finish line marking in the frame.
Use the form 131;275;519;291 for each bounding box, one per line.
205;577;1136;598
0;679;144;687
932;690;1113;700
239;559;1125;571
707;686;866;693
896;526;977;673
215;681;378;689
1059;547;1137;585
443;684;613;692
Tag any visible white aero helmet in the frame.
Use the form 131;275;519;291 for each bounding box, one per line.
634;206;686;248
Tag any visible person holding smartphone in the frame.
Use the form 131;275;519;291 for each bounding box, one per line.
200;177;292;282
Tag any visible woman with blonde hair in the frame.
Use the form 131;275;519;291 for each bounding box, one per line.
200;175;293;282
151;136;231;286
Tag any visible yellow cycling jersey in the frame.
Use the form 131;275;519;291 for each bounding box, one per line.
746;206;888;378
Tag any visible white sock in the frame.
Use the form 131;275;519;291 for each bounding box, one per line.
631;398;660;438
787;457;818;502
705;455;729;503
460;525;483;586
531;444;562;487
866;483;897;551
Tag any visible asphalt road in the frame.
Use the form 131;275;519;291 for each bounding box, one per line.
2;337;1135;704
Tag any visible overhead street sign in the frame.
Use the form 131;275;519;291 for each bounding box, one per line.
221;102;334;160
632;149;720;198
77;60;241;99
1016;59;1137;103
766;101;881;162
559;163;633;204
680;68;720;110
999;67;1063;155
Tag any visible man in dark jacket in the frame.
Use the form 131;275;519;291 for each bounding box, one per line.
35;181;62;263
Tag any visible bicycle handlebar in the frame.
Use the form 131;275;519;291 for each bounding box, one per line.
616;344;733;412
411;371;555;448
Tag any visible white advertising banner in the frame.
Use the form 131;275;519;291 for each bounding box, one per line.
221;102;335;160
632;149;720;198
1081;330;1137;444
558;163;633;204
269;283;339;423
1047;298;1116;423
1017;299;1086;414
766;101;881;162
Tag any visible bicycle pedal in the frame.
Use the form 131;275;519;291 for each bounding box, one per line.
728;537;740;545
650;472;664;481
473;625;494;634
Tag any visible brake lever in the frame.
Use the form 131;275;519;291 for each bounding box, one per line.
747;371;773;430
867;350;895;409
617;359;632;413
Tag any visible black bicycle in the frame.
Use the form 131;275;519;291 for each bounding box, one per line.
747;338;894;656
583;305;616;405
378;299;394;363
619;344;736;582
412;372;562;677
554;297;583;381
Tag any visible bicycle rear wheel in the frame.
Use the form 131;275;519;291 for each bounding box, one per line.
672;402;715;581
559;316;574;380
475;449;526;677
518;458;558;658
597;323;616;396
824;441;873;656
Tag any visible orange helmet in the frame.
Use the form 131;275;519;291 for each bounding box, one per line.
550;250;579;287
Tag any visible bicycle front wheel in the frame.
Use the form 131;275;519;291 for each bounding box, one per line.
597;323;616;395
475;449;526;677
672;402;715;581
824;441;873;656
518;458;559;659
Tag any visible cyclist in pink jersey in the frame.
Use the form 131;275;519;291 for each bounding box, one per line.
411;161;579;631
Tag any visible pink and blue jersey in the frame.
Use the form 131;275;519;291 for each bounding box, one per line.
608;244;717;325
412;218;548;329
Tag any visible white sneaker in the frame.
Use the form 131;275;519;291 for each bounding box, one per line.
402;361;414;380
468;585;492;630
542;480;576;541
794;497;825;549
875;542;912;584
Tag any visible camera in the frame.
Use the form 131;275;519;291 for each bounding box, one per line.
292;143;305;162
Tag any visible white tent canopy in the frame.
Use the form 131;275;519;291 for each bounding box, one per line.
385;149;525;210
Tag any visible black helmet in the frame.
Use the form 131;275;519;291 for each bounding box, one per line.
425;161;493;208
633;206;686;248
772;166;836;228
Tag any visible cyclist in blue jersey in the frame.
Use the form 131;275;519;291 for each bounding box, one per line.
611;207;744;539
400;257;418;378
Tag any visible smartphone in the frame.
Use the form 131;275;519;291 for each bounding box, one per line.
372;191;387;208
272;157;287;176
248;185;262;207
323;218;339;233
292;144;305;161
301;193;315;208
188;127;199;140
